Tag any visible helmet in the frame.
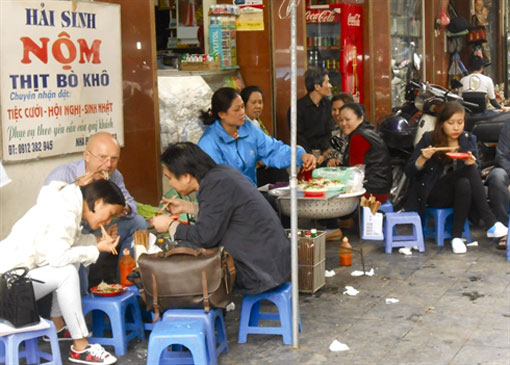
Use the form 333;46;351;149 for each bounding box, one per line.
378;115;417;150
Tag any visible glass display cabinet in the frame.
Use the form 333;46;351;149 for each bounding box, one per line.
390;0;425;108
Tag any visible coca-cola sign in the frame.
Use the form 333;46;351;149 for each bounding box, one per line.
305;10;339;23
347;13;361;27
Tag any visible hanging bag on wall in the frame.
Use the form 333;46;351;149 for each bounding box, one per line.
136;246;235;320
0;267;39;328
467;25;487;43
446;0;470;34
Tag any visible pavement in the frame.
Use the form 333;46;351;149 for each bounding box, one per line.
39;224;510;364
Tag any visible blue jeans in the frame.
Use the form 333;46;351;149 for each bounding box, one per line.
487;167;510;224
79;214;147;295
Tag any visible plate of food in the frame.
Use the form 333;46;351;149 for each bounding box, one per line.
446;152;471;160
300;183;328;197
322;179;345;194
90;282;127;297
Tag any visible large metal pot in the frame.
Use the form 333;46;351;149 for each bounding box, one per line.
278;189;366;219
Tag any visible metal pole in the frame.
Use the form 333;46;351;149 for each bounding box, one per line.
289;0;299;349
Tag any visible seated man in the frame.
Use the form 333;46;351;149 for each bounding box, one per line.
45;132;146;290
460;55;510;114
487;121;510;249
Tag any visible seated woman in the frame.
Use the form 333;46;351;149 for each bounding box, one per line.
241;85;290;186
0;179;124;364
326;92;355;166
332;102;392;202
198;87;316;186
151;142;290;294
405;101;507;254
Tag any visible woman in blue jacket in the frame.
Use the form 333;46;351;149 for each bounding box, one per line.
405;101;507;254
198;87;316;186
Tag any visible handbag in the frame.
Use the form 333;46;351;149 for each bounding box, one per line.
468;25;487;43
0;267;39;328
136;246;235;321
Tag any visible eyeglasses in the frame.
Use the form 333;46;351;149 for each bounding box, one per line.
87;151;120;163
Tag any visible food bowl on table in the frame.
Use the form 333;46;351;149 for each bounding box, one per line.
278;189;366;219
90;283;127;297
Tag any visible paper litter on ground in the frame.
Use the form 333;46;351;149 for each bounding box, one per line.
226;302;235;312
466;241;479;247
385;297;399;304
399;247;412;255
329;339;350;352
351;268;375;277
325;270;336;277
343;286;359;296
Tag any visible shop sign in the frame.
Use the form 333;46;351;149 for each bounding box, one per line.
305;10;340;24
0;0;123;161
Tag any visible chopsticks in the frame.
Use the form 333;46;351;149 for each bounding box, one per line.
100;224;118;255
133;230;149;250
432;146;458;151
156;201;170;216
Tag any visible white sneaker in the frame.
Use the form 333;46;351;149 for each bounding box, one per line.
69;344;117;364
451;238;467;254
487;222;508;238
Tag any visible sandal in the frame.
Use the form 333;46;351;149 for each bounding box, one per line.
497;236;507;250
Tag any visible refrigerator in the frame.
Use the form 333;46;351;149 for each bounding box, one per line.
305;2;363;102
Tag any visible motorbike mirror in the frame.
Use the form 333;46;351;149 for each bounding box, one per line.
450;79;462;89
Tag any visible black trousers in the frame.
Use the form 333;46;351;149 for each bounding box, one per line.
427;164;496;237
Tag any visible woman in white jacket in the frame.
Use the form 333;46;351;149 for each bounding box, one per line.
0;179;125;365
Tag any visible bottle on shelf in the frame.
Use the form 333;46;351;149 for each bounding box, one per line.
339;237;352;267
119;248;136;286
310;228;318;238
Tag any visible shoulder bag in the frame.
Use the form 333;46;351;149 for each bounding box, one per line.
0;267;39;328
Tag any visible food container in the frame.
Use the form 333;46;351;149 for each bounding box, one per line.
298;260;326;294
278;189;365;219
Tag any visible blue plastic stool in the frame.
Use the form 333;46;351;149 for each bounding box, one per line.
379;201;394;214
384;212;425;254
423;207;471;246
126;285;158;331
0;319;62;364
82;290;144;356
238;282;301;345
506;217;510;262
147;320;209;365
162;309;228;365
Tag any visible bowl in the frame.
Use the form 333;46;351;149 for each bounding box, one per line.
278;189;366;219
90;284;127;297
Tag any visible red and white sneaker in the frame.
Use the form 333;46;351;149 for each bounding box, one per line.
42;326;72;342
68;344;117;364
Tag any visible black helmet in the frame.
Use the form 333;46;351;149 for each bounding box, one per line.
378;115;417;150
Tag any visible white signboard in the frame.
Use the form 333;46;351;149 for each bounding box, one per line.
0;0;123;161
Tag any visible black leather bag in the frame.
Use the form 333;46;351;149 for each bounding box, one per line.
0;267;39;328
135;247;235;321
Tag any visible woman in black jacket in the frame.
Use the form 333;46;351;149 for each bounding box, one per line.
405;101;507;254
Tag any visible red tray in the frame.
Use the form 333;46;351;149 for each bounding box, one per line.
90;284;126;297
446;152;470;160
303;190;327;198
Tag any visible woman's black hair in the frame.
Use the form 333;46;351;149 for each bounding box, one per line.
432;101;466;158
80;179;125;213
199;87;241;126
332;92;355;105
240;85;263;104
161;142;217;181
339;102;365;119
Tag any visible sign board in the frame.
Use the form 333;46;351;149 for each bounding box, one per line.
0;0;123;161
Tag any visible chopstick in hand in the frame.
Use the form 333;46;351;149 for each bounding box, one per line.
100;224;118;255
433;146;458;151
156;201;171;216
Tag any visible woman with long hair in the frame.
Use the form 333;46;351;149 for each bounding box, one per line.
405;101;507;254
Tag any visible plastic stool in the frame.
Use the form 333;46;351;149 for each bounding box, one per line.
506;217;510;262
384;212;425;254
238;282;301;345
379;201;394;214
0;319;62;365
147;320;209;365
126;285;158;331
423;208;471;246
162;309;228;365
82;290;144;356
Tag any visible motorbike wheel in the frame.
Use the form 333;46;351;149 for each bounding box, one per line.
390;164;409;211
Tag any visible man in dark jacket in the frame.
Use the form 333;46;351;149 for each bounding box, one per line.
151;142;290;294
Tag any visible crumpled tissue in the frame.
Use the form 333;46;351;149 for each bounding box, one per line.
399;247;412;255
385;297;399;304
343;286;359;296
466;241;478;247
226;302;235;312
351;268;375;277
325;270;336;277
329;339;350;352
